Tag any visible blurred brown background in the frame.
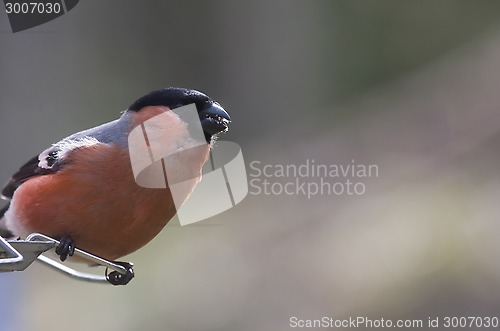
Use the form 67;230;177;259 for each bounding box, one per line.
2;1;500;330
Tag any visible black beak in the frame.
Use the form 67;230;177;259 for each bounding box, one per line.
199;103;231;136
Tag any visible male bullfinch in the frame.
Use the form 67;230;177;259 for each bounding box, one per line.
0;87;230;262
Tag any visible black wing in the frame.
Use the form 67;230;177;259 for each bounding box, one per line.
1;155;59;199
1;118;125;200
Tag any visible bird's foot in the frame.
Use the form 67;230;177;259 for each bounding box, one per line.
106;261;134;285
55;235;75;262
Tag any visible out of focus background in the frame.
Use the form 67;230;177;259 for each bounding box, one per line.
2;1;500;330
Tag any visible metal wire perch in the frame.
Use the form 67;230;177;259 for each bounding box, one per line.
0;233;134;285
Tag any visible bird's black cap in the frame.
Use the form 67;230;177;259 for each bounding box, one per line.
128;87;215;112
128;87;231;142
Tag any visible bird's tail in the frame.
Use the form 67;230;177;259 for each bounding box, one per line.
0;204;13;238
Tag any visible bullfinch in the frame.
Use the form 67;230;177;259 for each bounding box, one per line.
0;87;231;263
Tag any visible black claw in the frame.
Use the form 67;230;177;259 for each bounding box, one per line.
106;261;134;286
55;235;75;262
